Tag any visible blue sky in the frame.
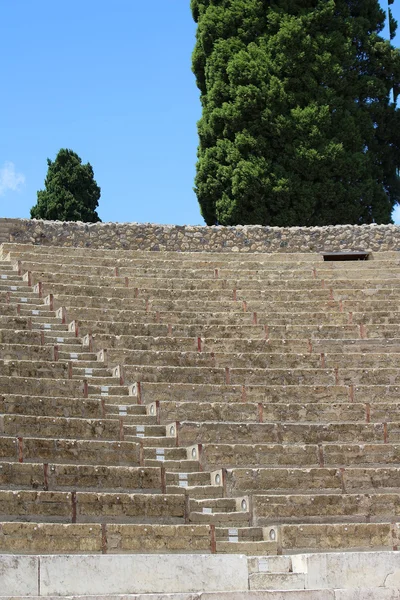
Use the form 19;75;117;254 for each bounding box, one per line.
0;1;399;226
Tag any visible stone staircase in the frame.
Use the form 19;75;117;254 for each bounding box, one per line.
2;241;400;596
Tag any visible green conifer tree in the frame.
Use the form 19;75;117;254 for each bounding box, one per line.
31;149;101;222
191;0;400;226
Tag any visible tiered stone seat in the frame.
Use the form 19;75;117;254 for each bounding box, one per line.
2;241;400;583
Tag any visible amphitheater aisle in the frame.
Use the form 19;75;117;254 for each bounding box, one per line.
2;237;400;596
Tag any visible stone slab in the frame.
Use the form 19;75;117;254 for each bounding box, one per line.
292;551;400;590
0;555;39;596
334;590;400;600
249;572;306;590
201;593;335;599
0;594;335;600
39;554;248;595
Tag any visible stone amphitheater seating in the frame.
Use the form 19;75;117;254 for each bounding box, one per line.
2;240;400;597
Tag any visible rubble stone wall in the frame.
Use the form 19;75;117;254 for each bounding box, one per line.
1;217;400;253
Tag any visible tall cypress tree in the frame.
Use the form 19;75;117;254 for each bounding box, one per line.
191;0;400;226
31;149;101;223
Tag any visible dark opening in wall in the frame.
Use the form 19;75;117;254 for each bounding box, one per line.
322;252;370;261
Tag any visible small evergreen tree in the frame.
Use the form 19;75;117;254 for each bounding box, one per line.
31;149;101;222
191;0;400;226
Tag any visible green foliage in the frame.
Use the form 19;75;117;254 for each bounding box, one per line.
191;0;400;226
389;7;398;40
31;149;101;223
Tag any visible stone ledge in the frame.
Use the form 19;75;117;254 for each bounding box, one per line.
0;554;248;596
3;552;400;596
4;592;400;600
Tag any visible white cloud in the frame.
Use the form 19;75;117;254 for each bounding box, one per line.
0;161;25;196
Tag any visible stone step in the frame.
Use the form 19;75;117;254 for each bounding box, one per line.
28;315;63;324
0;395;104;419
0;304;18;316
157;400;367;424
27;304;390;327
20;279;400;301
0;360;69;379
106;348;321;369
0;291;39;303
144;459;201;472
19;308;55;318
249;572;306;590
21;259;392;276
190;511;250;527
225;466;400;495
0;282;29;292
215;540;277;555
124;424;167;437
201;442;400;469
189;497;251;526
0;243;329;260
25;268;368;288
4;249;323;267
89;334;306;352
0;375;87;397
134;382;352;404
0;490;186;524
0;330;43;345
190;497;242;511
31;307;341;328
142;446;192;460
33;273;400;291
124;436;176;448
11;282;322;300
166;485;224;499
248;554;294;573
58;353;99;363
135;382;400;405
76;321;270;339
15;255;398;272
87;385;130;397
105;413;157;426
280;522;399;553
103;348;400;370
105;404;148;416
32;323;69;332
35;292;400;315
47;341;85;351
0;435;140;466
84;333;400;354
0;343;55;361
87;321;400;340
44;332;82;341
0;414;122;440
21;264;400;287
253;492;400;525
166;471;212;486
46;297;400;323
72;364;112;375
72;375;121;385
0;273;26;283
0;521;212;553
74;308;400;327
123;364;400;386
34;281;400;305
176;421;389;446
0;462;162;492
